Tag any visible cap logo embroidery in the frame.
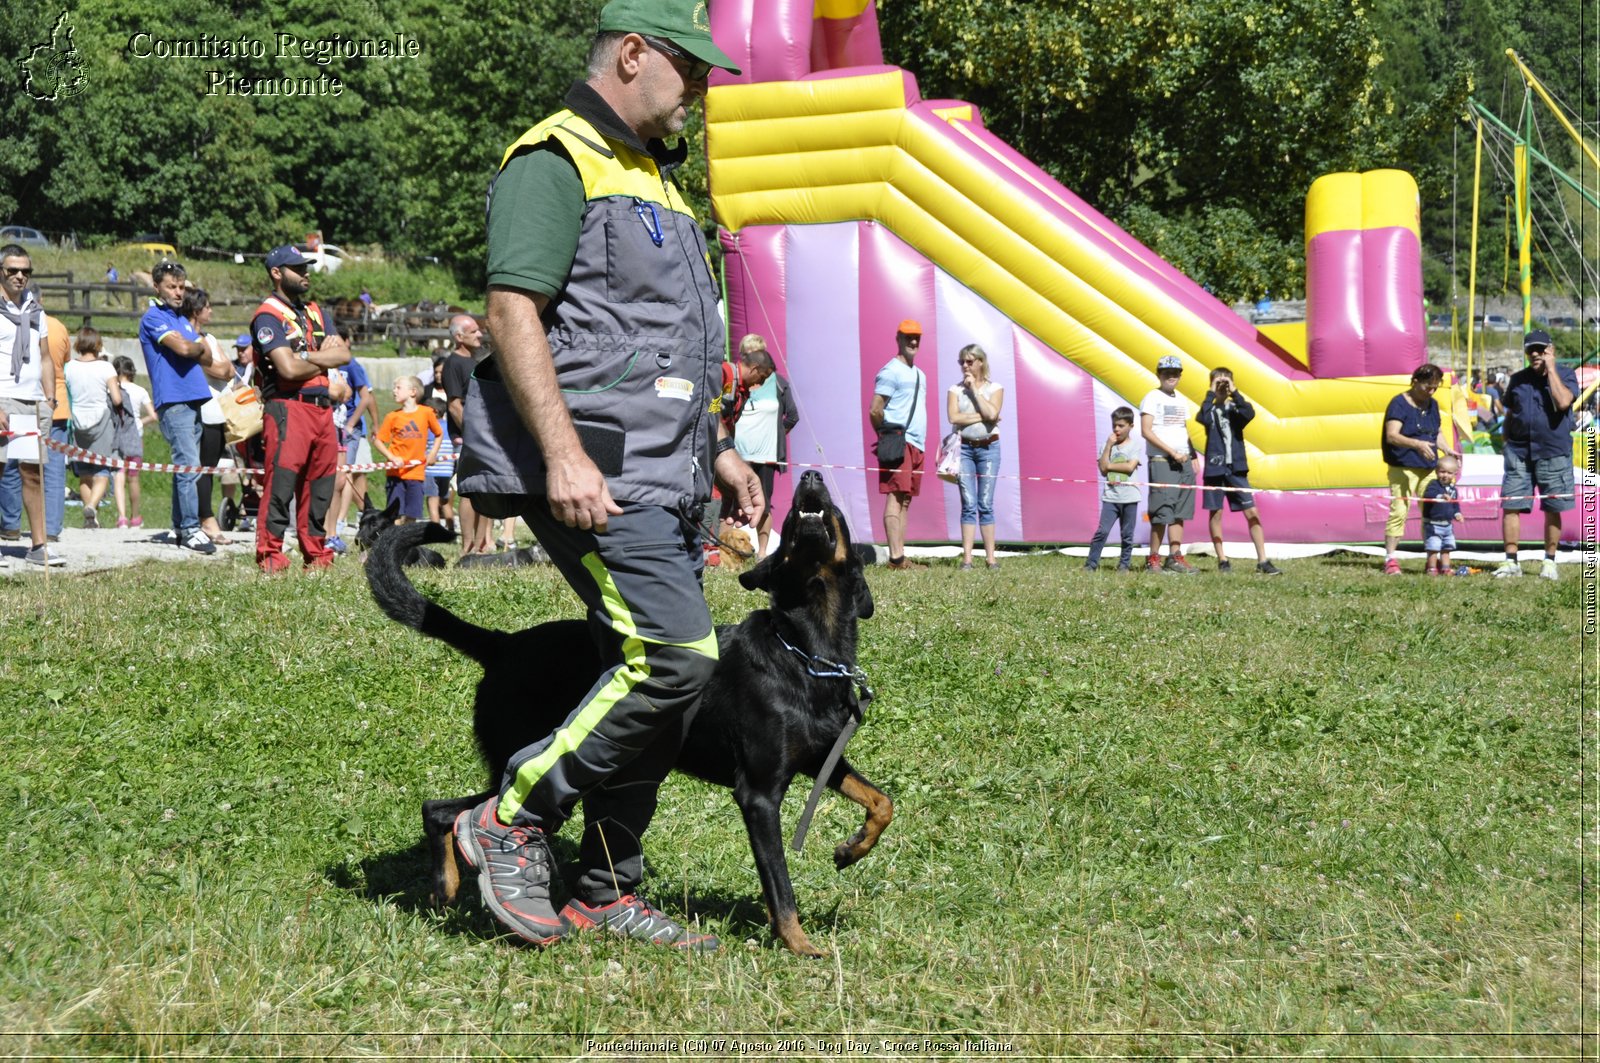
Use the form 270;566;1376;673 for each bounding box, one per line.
693;1;709;31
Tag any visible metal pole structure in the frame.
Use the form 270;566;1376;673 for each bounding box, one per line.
1467;118;1484;390
1507;49;1600;172
1468;100;1600;212
1516;143;1531;332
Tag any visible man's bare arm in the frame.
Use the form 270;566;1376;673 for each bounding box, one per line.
487;284;621;531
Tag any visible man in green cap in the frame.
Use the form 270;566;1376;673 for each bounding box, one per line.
453;0;760;952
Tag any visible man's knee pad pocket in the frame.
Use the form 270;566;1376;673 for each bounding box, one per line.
643;642;718;694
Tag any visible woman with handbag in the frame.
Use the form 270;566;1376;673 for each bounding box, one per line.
946;343;1005;570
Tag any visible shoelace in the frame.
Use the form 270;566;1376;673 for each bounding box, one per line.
499;825;548;864
621;895;662;917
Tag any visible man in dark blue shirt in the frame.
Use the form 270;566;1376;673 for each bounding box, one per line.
1494;329;1578;580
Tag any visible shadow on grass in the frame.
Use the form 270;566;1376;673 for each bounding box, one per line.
327;836;787;946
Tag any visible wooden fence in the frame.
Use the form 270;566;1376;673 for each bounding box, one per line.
32;271;455;353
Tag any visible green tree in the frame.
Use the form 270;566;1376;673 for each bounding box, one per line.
377;0;598;287
880;0;1393;300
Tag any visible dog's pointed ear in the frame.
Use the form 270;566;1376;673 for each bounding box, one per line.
382;493;401;517
739;548;781;592
853;568;875;619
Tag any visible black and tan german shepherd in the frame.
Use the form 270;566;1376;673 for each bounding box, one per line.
366;470;893;957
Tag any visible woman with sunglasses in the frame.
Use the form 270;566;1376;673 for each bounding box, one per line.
946;344;1005;570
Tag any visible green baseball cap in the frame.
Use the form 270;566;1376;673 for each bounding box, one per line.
598;0;741;75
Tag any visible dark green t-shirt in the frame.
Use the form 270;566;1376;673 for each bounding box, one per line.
486;143;586;299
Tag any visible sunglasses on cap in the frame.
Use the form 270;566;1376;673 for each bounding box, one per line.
641;35;712;81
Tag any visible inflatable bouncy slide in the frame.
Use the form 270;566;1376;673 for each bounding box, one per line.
704;1;1553;546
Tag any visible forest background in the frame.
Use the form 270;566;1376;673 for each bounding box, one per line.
1;0;1593;305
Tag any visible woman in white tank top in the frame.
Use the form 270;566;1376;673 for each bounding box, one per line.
945;344;1005;569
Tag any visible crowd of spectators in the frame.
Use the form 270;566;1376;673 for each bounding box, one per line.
0;239;1584;578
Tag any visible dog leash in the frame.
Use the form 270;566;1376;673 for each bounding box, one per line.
698;517;757;560
773;627;874;853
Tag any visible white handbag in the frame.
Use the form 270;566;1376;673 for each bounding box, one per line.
935;431;962;484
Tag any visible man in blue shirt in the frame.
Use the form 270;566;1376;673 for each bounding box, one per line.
869;319;929;570
1494;329;1578;580
139;261;218;554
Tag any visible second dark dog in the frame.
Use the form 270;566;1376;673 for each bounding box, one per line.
367;471;893;957
454;544;549;569
355;496;447;568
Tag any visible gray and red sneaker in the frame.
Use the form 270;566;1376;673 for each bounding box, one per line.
453;799;566;946
560;894;719;952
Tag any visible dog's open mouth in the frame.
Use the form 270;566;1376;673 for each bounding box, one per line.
788;471;838;550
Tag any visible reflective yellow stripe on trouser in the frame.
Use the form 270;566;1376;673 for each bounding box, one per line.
498;550;719;825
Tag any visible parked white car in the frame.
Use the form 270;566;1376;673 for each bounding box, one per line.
0;225;48;247
306;244;357;273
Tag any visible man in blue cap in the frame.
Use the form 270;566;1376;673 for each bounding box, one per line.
454;0;760;952
1494;329;1578;580
249;244;349;572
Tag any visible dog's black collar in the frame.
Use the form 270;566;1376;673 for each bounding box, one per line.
775;624;874;856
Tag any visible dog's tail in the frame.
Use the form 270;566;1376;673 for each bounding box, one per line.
365;522;507;662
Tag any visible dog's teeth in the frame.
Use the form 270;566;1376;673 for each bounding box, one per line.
799;509;823;518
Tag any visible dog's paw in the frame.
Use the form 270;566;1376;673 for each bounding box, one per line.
833;833;872;870
772;913;827;958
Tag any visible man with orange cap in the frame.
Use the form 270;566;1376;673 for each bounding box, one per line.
869;319;928;569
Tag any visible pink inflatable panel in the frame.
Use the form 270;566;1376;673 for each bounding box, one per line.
1305;227;1426;378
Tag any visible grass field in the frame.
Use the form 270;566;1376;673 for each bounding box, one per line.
0;537;1590;1059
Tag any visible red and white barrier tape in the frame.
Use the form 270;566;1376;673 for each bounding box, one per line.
780;460;1587;507
0;433;420;476
2;430;1587;506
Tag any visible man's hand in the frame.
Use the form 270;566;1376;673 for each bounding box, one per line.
1454;512;1466;524
314;335;352;367
714;449;765;528
546;452;622;532
1414;440;1436;463
0;407;9;433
